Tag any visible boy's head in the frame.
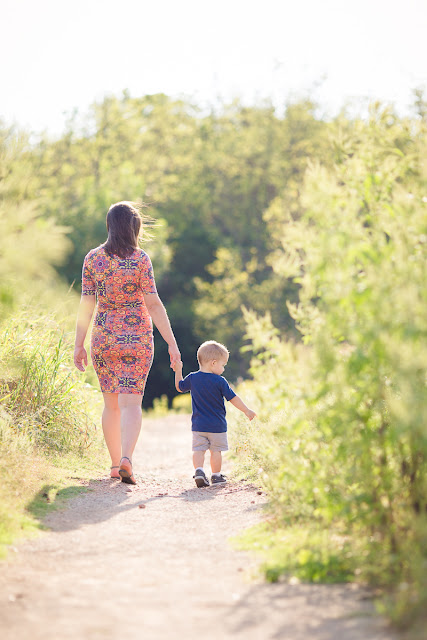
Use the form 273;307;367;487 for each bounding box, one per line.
197;341;229;370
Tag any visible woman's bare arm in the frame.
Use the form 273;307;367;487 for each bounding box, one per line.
143;292;181;367
74;294;96;371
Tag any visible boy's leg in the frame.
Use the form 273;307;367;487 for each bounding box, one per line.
209;433;228;484
193;450;205;470
210;450;222;474
192;432;210;487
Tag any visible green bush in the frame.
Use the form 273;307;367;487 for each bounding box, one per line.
231;106;427;630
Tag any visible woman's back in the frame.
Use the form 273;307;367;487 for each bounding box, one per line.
82;245;156;311
82;244;157;393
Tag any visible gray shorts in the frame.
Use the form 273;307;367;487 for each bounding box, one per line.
192;431;229;452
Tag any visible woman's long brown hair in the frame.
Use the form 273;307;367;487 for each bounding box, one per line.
104;201;144;258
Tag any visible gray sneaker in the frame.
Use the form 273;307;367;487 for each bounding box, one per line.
193;469;210;488
211;473;227;484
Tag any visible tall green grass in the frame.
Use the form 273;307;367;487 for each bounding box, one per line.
0;308;106;556
0;311;102;453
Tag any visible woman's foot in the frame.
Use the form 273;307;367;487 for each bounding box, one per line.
119;457;136;485
110;466;120;479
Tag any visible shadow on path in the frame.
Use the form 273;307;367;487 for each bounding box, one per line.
225;581;391;640
42;477;256;533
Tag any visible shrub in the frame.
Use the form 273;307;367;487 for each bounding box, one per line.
231;106;427;629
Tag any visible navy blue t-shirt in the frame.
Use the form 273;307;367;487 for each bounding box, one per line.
178;371;236;432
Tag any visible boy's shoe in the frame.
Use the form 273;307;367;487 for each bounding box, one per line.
193;469;210;488
211;473;227;485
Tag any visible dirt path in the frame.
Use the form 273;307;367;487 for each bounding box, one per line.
0;415;397;640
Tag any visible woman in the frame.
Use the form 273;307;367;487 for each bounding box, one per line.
74;201;181;484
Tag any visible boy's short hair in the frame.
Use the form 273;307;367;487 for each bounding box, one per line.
197;341;229;365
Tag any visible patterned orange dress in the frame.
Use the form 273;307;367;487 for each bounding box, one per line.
81;245;157;394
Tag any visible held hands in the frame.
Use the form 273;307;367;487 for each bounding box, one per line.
168;344;181;370
172;360;183;372
173;359;183;392
73;346;88;372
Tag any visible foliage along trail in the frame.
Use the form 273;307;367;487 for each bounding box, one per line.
0;415;396;640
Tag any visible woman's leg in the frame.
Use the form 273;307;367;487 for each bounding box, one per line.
119;393;143;462
102;393;121;477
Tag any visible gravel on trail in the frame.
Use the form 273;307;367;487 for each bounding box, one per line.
0;414;397;640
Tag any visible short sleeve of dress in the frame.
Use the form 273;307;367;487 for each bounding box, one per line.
179;373;192;393
140;253;158;295
81;253;96;296
221;377;236;401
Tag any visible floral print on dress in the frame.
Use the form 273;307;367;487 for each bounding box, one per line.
81;246;157;394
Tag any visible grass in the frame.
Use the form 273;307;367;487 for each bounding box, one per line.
0;312;104;454
235;521;357;584
0;308;108;558
0;423;107;557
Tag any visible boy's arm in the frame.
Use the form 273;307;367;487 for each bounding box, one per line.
173;360;184;393
229;395;256;420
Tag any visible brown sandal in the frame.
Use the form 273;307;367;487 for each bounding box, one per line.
119;457;136;485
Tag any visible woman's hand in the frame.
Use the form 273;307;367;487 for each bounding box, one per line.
168;344;181;369
74;345;88;372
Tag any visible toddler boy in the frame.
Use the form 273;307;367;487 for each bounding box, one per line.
174;340;256;487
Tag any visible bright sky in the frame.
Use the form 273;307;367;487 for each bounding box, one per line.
2;0;426;135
